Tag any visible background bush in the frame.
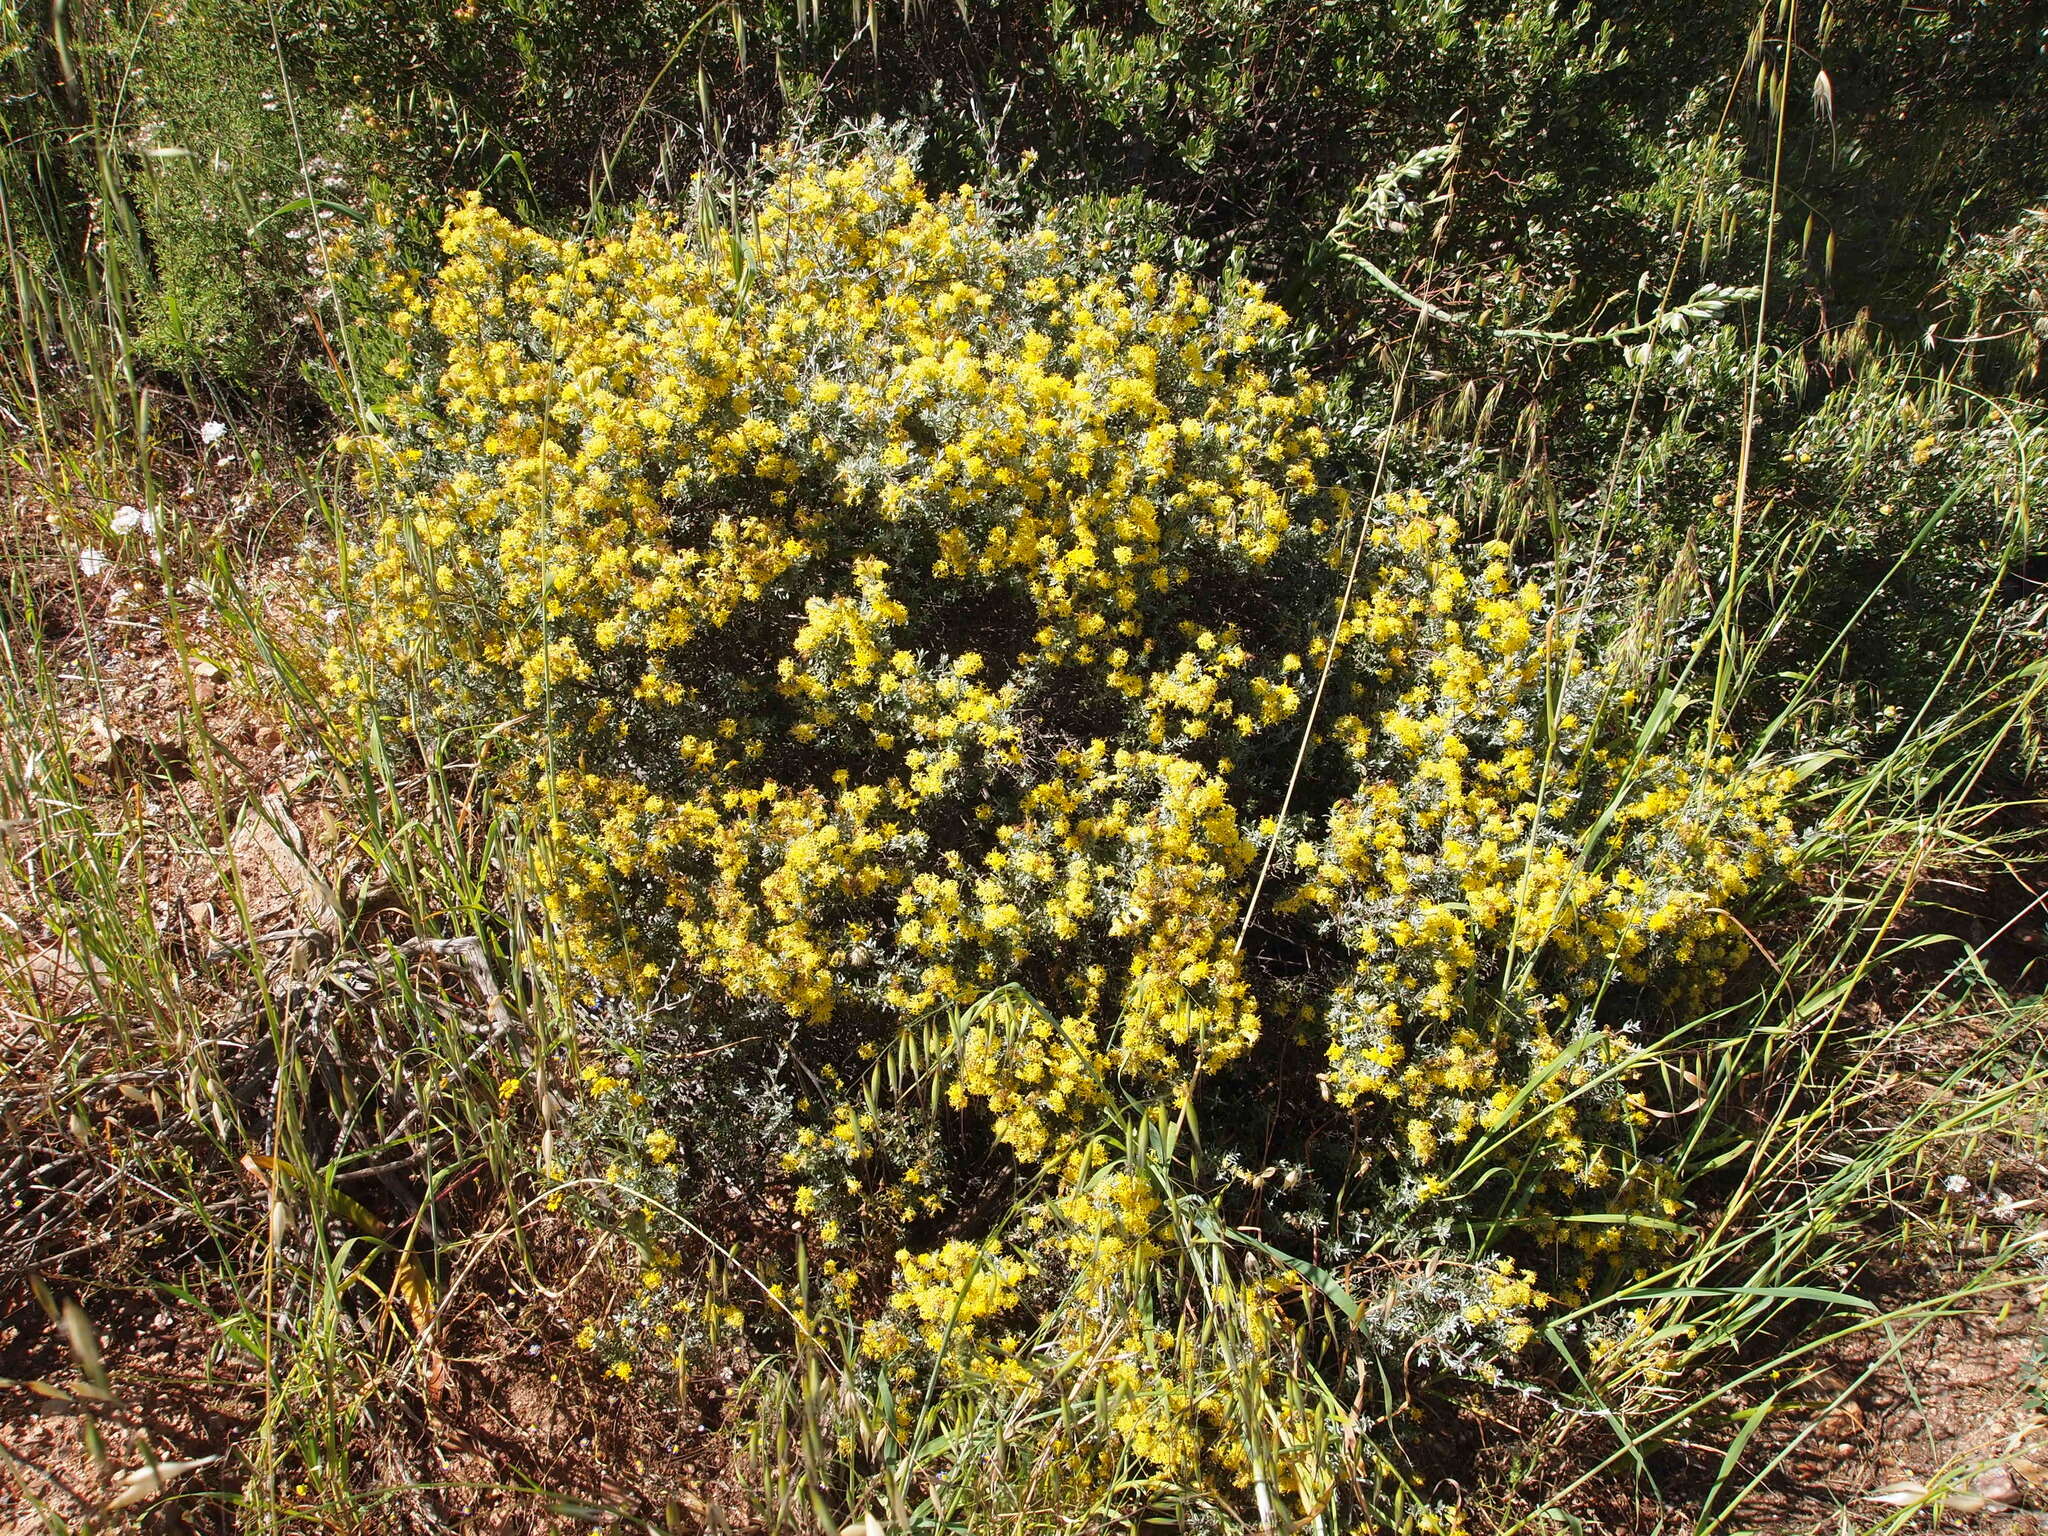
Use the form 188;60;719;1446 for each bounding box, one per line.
10;0;2043;703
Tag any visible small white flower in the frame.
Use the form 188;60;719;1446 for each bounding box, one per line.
200;420;228;446
110;504;156;537
78;547;110;577
323;607;345;626
1943;1174;1971;1194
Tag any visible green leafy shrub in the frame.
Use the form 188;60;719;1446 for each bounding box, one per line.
1759;355;2046;718
122;3;335;385
1942;205;2048;396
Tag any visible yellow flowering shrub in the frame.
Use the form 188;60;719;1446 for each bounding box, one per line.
344;140;1791;1171
341;141;1800;1503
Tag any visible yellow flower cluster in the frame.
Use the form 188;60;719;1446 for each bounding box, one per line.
1461;1258;1552;1353
1276;504;1796;1187
859;1145;1339;1503
878;1238;1032;1356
